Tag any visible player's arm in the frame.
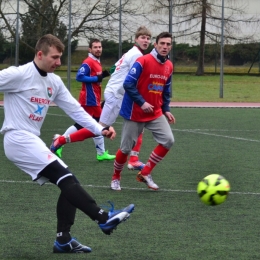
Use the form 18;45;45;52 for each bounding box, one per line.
123;62;145;107
162;75;175;124
123;61;154;113
0;66;23;92
76;64;109;83
53;80;103;135
76;63;101;83
161;75;172;113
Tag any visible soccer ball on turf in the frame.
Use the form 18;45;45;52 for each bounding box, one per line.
197;174;230;206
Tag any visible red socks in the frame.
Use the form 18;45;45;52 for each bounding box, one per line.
56;129;96;146
69;128;96;142
129;132;143;162
112;149;128;180
141;144;169;176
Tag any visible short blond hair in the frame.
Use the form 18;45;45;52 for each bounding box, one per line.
135;26;151;39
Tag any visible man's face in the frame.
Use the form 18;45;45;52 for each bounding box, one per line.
89;42;102;58
37;46;62;73
135;35;151;51
154;37;172;57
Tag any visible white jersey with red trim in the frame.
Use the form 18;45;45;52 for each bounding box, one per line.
0;62;103;136
104;46;143;98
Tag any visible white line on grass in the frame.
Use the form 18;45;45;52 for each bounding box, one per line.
44;113;260;142
176;129;260;132
112;120;260;141
174;129;260;143
44;112;260;142
44;114;260;143
0;179;259;195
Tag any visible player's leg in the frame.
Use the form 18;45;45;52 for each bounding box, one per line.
63;123;82;136
50;104;115;160
136;115;175;190
39;162;134;252
53;128;96;144
50;127;115;161
111;120;144;190
50;103;96;149
3;130;134;252
100;94;127;190
127;130;145;171
99;92;122;127
87;105;115;161
100;92;145;170
50;104;96;158
54;122;83;158
50;125;95;157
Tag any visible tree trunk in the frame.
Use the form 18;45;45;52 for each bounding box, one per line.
196;0;207;76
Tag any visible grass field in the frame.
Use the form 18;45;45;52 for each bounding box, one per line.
0;67;259;102
1;106;260;259
59;72;260;103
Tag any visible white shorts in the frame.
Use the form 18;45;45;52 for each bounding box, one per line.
99;92;123;126
3;130;67;185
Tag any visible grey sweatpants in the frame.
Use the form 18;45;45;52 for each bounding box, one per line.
120;115;175;154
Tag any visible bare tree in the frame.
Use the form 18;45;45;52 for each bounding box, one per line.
148;0;260;75
0;0;149;52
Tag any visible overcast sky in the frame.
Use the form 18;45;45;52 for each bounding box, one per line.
246;0;260;14
77;0;260;46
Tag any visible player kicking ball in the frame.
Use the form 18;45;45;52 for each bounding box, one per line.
0;34;134;253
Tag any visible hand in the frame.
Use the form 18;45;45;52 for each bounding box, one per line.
141;102;154;113
97;70;110;82
102;70;110;78
101;126;116;140
97;74;103;82
165;111;175;124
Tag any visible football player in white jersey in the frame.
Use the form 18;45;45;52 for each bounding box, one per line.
100;26;151;190
0;34;134;253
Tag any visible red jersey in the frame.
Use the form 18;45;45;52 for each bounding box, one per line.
76;54;102;106
120;50;173;122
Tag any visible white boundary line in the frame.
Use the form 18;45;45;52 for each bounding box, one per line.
0;179;259;195
174;129;260;142
33;111;260;143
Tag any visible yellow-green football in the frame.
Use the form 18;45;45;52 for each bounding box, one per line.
197;174;230;206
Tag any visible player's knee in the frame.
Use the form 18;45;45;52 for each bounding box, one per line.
38;160;78;186
120;147;132;155
58;175;79;191
162;135;175;149
120;141;136;154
